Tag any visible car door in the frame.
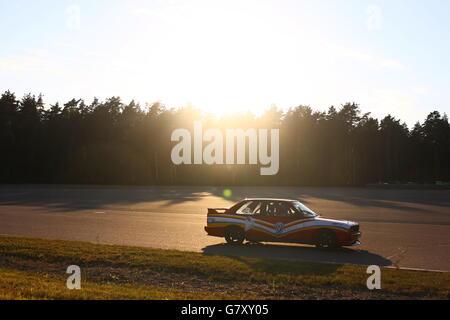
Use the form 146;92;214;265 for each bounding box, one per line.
279;203;314;242
245;201;303;242
231;200;262;232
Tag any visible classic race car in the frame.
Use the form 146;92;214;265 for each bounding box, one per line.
205;198;361;248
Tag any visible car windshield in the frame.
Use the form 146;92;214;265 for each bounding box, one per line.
292;201;318;218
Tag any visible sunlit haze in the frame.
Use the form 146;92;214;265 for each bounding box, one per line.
1;0;450;126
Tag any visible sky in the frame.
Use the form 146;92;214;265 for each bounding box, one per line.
1;0;449;127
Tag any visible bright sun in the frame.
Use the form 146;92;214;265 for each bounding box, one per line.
120;1;323;117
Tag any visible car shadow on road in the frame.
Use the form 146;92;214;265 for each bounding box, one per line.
202;242;392;268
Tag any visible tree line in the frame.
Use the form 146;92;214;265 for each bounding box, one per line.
0;90;449;186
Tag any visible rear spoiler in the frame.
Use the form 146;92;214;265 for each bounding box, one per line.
208;208;228;215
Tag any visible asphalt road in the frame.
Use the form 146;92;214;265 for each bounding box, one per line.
0;185;449;271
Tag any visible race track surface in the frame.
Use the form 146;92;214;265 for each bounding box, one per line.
0;185;449;271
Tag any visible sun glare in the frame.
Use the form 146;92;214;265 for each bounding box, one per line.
120;1;320;117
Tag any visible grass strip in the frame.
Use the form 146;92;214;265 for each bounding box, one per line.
0;235;448;299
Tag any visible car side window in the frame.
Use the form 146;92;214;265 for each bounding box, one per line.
265;201;302;217
286;204;302;217
263;201;283;216
236;201;260;215
255;201;269;216
266;202;276;216
252;202;262;216
278;202;291;217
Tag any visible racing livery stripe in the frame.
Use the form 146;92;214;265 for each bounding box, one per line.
207;215;350;237
252;219;273;229
208;222;348;238
284;218;315;227
248;225;349;238
208;216;314;228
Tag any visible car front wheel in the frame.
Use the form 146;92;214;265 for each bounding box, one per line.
224;227;245;245
315;229;338;249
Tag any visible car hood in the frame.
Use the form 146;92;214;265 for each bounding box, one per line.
313;217;358;229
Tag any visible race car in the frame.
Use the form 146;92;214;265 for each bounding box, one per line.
204;198;361;248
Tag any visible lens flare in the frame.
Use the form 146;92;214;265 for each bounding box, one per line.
223;189;232;199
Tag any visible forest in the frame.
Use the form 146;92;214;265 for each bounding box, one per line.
0;90;449;186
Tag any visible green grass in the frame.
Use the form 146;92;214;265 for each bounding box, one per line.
0;235;449;300
0;267;224;300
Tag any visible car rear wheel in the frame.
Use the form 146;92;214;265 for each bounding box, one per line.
315;229;338;249
224;227;245;245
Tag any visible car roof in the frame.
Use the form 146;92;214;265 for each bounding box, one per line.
243;198;298;202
